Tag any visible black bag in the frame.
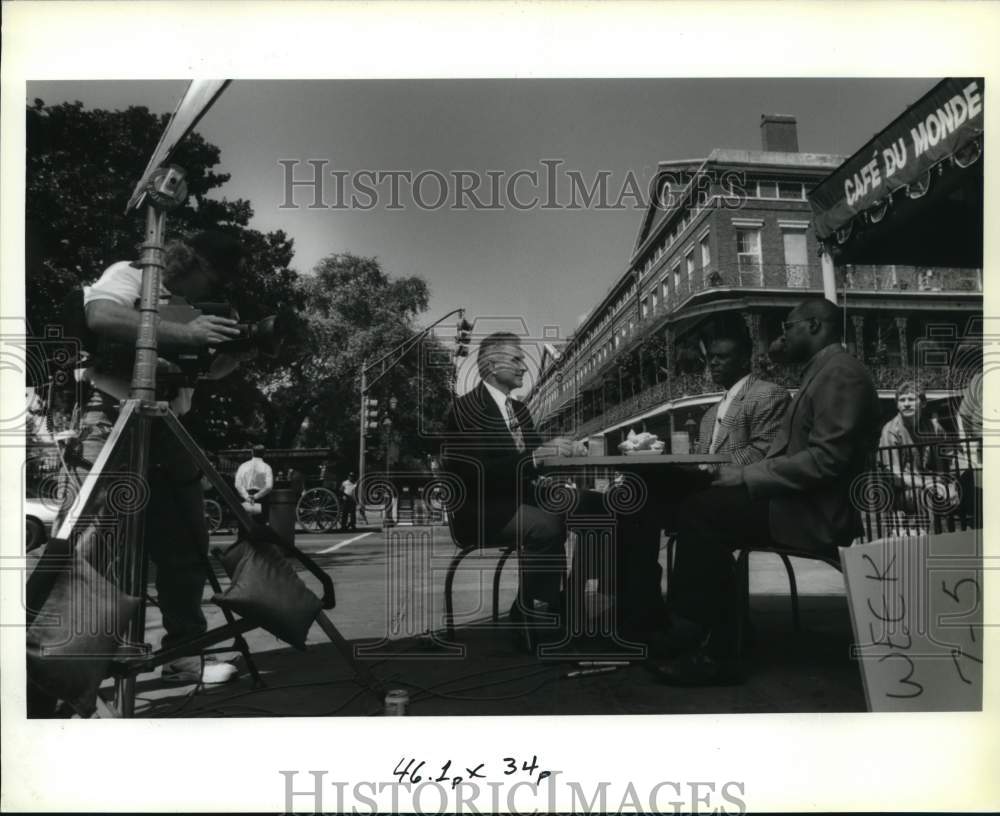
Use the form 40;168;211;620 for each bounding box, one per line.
212;526;321;651
26;555;140;717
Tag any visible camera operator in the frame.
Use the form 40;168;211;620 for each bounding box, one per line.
68;230;248;686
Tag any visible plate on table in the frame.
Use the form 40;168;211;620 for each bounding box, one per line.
621;449;664;456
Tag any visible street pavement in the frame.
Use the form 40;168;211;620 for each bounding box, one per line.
127;523;864;717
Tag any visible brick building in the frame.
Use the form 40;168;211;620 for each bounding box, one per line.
527;109;983;449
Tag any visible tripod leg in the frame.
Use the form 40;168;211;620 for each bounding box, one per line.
161;410;255;530
314;612;385;701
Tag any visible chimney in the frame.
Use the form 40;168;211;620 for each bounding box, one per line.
760;114;799;153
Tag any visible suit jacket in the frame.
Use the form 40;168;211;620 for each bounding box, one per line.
743;344;881;553
695;376;790;465
440;382;542;549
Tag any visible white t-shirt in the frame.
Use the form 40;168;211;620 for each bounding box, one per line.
81;260;191;412
84;261;170;307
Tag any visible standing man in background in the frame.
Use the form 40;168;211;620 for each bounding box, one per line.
340;472;359;531
234;445;274;523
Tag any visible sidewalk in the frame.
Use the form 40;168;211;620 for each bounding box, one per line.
129;529;865;717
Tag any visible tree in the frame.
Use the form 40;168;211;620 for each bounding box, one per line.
263;253;455;467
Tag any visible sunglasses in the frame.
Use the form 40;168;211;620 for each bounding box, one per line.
781;317;816;333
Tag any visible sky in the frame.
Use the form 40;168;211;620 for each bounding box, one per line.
27;78;938;391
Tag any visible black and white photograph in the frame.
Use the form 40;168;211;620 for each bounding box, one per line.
2;2;997;814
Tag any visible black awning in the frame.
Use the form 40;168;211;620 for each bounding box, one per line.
809;78;984;266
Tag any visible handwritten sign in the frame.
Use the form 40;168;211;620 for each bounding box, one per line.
393;756;552;788
841;530;982;712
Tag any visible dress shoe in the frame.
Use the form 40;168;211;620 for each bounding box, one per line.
648;649;745;687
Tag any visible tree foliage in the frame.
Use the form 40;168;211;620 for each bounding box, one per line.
263;253;454;470
25;99;453;466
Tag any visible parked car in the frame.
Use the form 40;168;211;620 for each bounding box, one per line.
24;497;58;552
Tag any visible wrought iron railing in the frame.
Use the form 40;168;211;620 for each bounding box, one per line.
859;438;982;540
842;265;982;293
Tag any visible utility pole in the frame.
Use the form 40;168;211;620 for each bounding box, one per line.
357;308;472;502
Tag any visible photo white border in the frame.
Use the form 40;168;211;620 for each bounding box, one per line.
2;1;998;812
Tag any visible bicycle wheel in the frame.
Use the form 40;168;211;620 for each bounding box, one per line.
204;498;223;534
297;487;339;533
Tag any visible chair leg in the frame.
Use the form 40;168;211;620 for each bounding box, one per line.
664;534;676;599
777;553;800;631
734;550;751;658
444;549;466;641
493;548;515;622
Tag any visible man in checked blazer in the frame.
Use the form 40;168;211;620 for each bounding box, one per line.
694;334;790;464
441;332;577;620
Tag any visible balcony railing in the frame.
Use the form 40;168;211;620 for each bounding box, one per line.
841;265;982;293
544;359;979;439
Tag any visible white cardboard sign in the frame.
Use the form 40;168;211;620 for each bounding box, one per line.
841;530;983;712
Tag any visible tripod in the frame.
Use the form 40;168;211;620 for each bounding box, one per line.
30;166;384;717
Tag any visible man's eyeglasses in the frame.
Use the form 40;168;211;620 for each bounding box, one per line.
781;317;815;334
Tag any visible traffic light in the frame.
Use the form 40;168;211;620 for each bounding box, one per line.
455;316;473;358
365;397;380;431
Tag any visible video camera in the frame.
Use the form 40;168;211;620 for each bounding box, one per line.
154;297;283;383
58;289;283;390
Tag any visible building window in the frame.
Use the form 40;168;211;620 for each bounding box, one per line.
641;297;649;318
782;228;809;287
673;263;681;294
651;289;658;312
778;181;804;200
685;249;695;288
661;277;669;304
700;234;711;279
758;181;777;199
736;228;763;285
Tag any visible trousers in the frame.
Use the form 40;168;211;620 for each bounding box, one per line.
61;391;208;651
670;486;770;655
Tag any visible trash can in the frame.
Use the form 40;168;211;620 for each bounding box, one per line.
268;483;301;547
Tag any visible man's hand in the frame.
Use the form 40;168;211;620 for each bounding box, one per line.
711;464;746;488
533;435;576;461
186;315;241;346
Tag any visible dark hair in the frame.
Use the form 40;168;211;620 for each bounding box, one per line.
477;331;522;376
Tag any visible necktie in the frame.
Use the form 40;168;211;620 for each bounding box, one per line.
505;397;526;453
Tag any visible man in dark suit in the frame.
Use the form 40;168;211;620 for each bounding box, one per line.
653;298;881;685
441;332;576;619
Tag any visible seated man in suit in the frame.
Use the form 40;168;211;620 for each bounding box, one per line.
652;298;881;685
615;327;788;639
441;332;577;628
